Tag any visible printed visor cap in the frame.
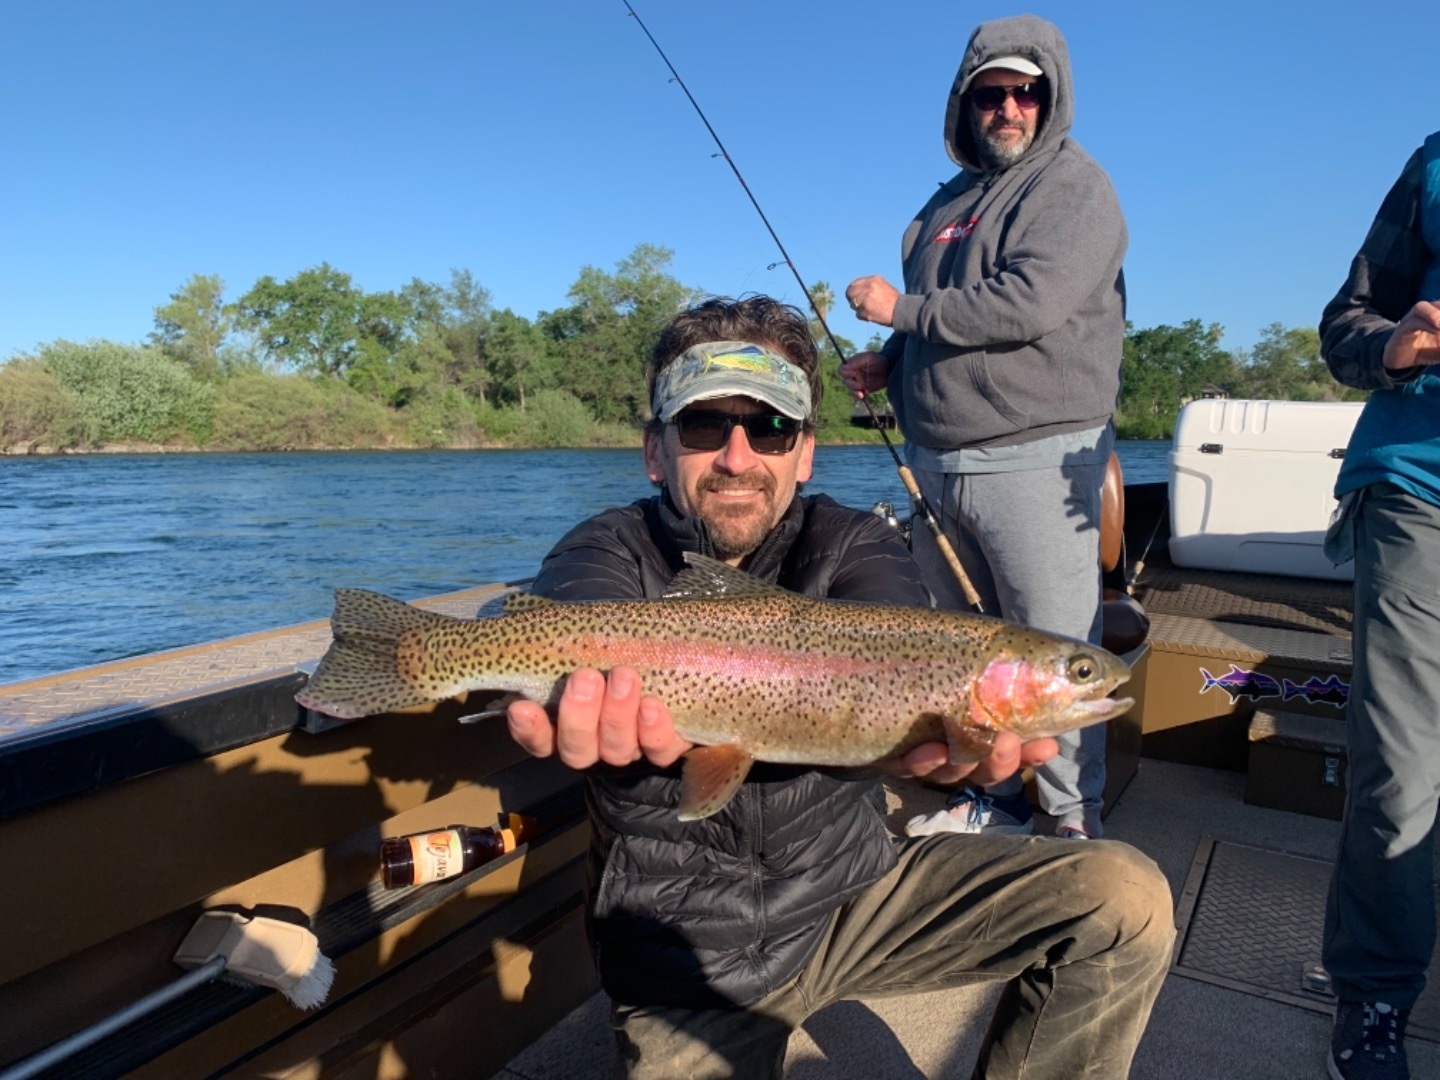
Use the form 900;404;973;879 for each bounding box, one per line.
652;341;812;422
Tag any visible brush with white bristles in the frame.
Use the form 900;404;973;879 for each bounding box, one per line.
0;912;334;1080
172;910;335;1008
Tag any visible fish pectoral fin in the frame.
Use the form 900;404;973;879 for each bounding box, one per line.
457;692;524;725
939;714;998;766
677;745;755;821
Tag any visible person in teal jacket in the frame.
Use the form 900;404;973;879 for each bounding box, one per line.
1319;131;1440;1080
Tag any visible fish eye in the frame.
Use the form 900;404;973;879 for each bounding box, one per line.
1067;654;1098;682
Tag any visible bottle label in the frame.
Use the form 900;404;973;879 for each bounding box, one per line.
409;829;463;884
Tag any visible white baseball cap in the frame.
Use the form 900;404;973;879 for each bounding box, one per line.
959;55;1043;96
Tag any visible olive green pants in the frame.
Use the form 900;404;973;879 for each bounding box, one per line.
610;833;1175;1079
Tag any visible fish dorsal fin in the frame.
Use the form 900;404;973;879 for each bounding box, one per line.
503;592;557;613
664;552;788;600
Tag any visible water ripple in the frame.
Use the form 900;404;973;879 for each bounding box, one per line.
1;443;1170;683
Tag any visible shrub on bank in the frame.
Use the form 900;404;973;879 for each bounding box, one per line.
210;373;391;449
0;360;96;449
509;389;596;448
34;340;215;444
399;387;484;448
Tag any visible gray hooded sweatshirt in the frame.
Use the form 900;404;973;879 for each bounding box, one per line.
883;14;1127;450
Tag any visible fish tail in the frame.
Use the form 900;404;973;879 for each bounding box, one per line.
297;589;463;719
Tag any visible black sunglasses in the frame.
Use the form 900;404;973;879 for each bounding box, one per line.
671;410;803;454
968;82;1042;112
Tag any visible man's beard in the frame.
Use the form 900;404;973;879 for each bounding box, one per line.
971;113;1035;169
696;472;779;560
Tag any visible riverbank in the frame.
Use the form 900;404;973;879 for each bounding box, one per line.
1;430;1172;456
0;430;912;456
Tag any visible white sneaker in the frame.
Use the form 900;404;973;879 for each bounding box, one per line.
905;787;1035;837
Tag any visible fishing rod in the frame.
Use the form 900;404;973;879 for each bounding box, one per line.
621;2;985;614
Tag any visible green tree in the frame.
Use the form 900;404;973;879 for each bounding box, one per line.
1231;323;1363;402
235;264;405;381
484;309;552;409
393;270;494;401
543;244;701;423
1117;320;1235;438
808;281;835;323
150;273;234;380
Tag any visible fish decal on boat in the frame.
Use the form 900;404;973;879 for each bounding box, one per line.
1280;675;1350;709
1199;664;1283;704
296;554;1134;820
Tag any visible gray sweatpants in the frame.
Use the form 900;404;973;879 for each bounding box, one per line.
909;462;1108;836
611;834;1175;1079
1324;482;1440;1008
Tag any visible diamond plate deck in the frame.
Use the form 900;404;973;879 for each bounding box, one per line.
1146;612;1353;672
1171;838;1439;1043
1134;563;1352;637
0;583;521;742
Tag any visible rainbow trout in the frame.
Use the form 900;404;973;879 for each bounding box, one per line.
296;554;1133;820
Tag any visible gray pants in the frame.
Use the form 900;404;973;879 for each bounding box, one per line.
1324;483;1440;1008
909;463;1108;836
611;834;1174;1079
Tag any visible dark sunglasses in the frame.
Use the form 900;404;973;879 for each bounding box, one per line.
968;82;1042;112
672;410;803;454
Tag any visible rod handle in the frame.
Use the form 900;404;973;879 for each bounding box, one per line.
897;466;984;614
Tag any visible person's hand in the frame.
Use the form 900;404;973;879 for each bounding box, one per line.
506;667;692;769
1382;300;1440;371
881;731;1059;787
845;275;900;326
839;351;891;398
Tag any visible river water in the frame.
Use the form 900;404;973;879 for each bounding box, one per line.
0;441;1170;684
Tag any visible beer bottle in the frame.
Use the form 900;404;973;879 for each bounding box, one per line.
380;813;534;889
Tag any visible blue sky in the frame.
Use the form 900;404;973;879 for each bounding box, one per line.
3;1;1437;362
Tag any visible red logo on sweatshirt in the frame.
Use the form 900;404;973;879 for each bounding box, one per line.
933;217;979;243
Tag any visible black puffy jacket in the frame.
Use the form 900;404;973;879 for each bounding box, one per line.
528;490;932;1008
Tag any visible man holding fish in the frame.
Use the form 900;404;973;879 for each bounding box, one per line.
502;295;1173;1078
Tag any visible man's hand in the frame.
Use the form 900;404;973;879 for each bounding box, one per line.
845;275;900;326
839;351;891;398
1382;300;1440;371
882;732;1059;787
506;666;692;769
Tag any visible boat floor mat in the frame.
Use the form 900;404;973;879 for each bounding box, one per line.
1171;837;1439;1043
1135;564;1351;637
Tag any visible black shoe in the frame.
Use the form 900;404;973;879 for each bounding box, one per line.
1329;1000;1410;1079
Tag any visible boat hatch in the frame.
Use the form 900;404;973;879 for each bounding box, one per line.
1171;837;1439;1043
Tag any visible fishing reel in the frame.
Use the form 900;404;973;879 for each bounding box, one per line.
870;501;912;547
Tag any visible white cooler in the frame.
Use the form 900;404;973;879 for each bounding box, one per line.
1169;399;1364;581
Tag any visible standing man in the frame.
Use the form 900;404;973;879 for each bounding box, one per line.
840;14;1127;841
506;295;1174;1079
1318;131;1440;1080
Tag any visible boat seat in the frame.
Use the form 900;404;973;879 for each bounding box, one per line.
1101;451;1150;655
